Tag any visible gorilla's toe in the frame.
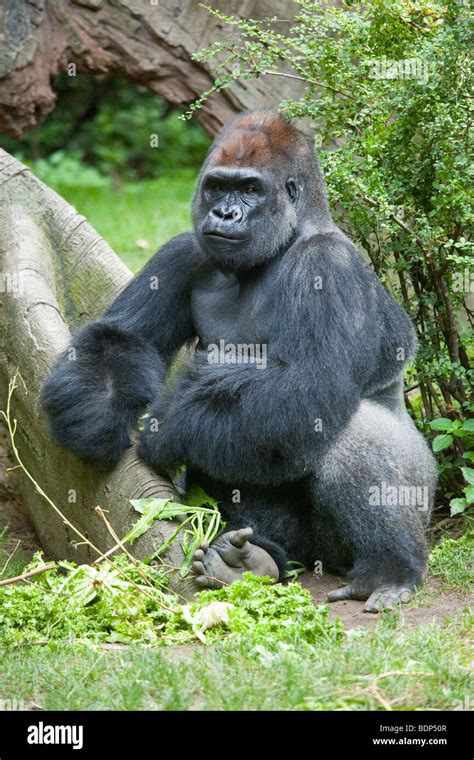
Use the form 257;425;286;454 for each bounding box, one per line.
363;585;412;613
228;527;254;548
190;528;279;589
327;580;413;612
327;585;353;602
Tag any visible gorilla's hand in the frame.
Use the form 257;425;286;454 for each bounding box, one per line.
42;322;164;468
138;407;184;477
135;356;309;486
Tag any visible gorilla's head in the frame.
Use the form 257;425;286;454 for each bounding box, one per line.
192;110;332;274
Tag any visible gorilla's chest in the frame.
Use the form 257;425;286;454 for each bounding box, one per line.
190;267;275;347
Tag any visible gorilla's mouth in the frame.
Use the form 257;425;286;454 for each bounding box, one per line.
203;232;247;243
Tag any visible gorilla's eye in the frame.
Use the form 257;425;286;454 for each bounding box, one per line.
286;178;298;202
210;183;222;193
245;185;257;194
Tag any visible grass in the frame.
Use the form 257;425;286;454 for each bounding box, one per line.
49;171;195;272
0;608;471;710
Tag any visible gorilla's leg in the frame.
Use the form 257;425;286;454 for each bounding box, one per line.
311;400;437;612
188;470;311;588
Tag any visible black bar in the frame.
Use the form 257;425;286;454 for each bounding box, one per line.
0;710;470;757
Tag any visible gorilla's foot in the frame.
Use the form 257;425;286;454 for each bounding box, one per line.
327;582;413;613
191;527;279;589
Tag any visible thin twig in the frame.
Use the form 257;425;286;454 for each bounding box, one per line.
262;69;355;99
94;506;156;590
0;563;56;587
0;538;21;577
368;682;393;711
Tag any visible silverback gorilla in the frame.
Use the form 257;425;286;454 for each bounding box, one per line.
42;111;437;612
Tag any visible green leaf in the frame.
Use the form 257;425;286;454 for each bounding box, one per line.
429;418;453;431
465;486;474;506
461;468;474;486
449;498;468;516
185;484;218;509
432;434;453;452
462;419;474;433
125;498;190;543
463;452;474;462
180;534;201;577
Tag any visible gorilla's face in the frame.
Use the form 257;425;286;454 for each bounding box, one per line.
194;167;298;274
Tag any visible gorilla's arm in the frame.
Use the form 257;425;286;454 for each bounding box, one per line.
42;232;200;467
140;233;415;485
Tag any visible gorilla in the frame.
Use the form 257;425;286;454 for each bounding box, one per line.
42;110;437;612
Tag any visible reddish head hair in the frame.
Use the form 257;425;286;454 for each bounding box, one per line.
210;111;302;168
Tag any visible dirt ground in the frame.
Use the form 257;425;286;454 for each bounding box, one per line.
299;572;469;629
0;424;469;627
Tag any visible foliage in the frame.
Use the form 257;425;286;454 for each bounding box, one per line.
29;151;110;190
2;75;210;180
180;572;344;647
126;487;224;577
429;528;473;587
430;411;474;514
0;528;28;580
190;0;473;508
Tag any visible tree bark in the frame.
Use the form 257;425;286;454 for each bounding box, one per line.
0;148;199;596
0;0;301;138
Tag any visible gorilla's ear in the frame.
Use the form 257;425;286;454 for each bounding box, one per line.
285;178;298;203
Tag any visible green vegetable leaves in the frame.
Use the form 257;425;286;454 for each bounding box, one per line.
126;487;224;577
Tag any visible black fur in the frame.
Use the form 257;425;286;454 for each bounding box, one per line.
42;110;436;595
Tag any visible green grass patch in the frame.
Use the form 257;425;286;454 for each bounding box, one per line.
0;548;471;710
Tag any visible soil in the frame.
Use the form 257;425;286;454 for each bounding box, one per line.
299;572;469;629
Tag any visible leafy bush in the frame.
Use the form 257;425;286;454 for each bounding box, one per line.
190;0;473;508
429;412;474;514
29;151;110;190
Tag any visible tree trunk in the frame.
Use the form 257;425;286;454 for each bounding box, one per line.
0;0;301;138
0;148;199;596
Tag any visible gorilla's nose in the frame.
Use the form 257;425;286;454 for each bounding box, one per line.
211;204;243;223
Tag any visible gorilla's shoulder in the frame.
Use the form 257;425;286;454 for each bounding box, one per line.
156;230;201;256
146;230;207;272
296;228;362;262
284;228;369;282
